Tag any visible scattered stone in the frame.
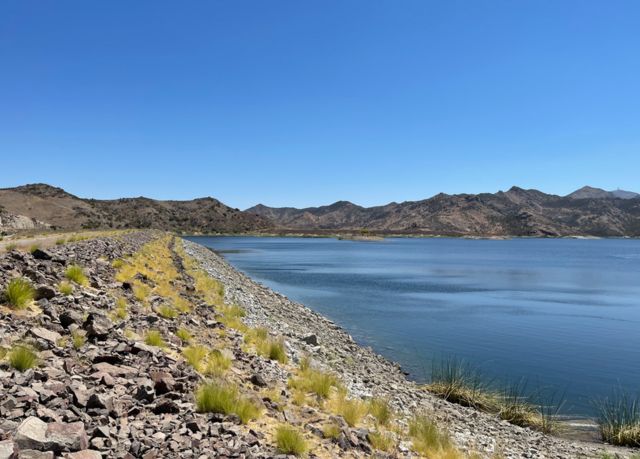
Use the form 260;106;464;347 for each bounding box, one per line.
301;334;318;346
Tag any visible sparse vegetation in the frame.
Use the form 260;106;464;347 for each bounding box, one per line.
8;345;38;371
368;397;393;426
275;424;307;456
176;327;192;344
289;365;341;400
409;415;460;458
368;430;396;452
195;381;261;424
112;297;128;320
182;345;210;371
111;258;125;269
71;330;86;350
330;394;367;427
144;329;166;347
28;244;40;253
595;390;640;446
133;283;150;303
203;349;232;377
322;422;341;439
427;358;498;412
65;264;88;286
59;281;73;296
3;278;35;309
158;304;178;319
55;238;66;245
5;243;17;251
256;337;287;364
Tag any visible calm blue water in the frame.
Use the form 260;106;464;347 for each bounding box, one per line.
185;236;640;416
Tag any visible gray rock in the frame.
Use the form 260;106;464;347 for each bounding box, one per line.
0;440;16;459
83;314;112;341
30;327;61;344
301;334;318;346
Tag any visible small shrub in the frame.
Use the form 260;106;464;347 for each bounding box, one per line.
195;382;261;424
65;264;88;286
331;394;367;427
275;424;307;456
595;391;640;446
56;336;69;348
368;431;396;452
144;330;165;347
28;244;40;254
59;281;73;296
4;278;35;309
369;397;393;426
8;345;38;371
71;330;86;350
158;304;178;319
176;327;192;344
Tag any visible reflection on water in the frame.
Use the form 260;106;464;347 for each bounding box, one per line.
185;236;640;416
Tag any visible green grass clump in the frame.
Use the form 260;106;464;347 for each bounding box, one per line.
133;283;150;303
195;381;261;424
28;244;40;254
367;431;396;452
275;424;307;456
427;358;498;412
71;330;86;350
65;264;88;286
176;327;192;344
330;394;367;427
5;243;18;251
8;345;38;371
183;345;209;371
158;304;178;319
595;391;640;446
3;278;35;309
368;397;393;426
204;349;232;377
55;238;66;245
144;330;166;347
322;422;341;439
111;297;128;320
409;415;460;458
257;338;287;364
111;258;125;269
59;281;73;296
289;366;341;400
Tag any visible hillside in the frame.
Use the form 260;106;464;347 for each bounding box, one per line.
0;184;272;233
248;186;640;237
0;232;625;458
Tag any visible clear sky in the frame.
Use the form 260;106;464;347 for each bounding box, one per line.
1;1;638;209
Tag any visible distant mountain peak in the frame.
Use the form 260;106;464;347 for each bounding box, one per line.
567;186;639;200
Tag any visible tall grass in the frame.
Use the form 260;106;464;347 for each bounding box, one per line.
330;394;367;427
368;397;393;426
59;281;73;296
275;424;307;456
65;264;88;286
427;358;498;412
195;381;261;424
289;366;341;400
409;415;461;458
8;345;38;371
595;390;640;446
3;278;35;309
176;327;192;344
144;330;166;347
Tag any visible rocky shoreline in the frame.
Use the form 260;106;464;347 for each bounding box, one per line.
183;240;633;459
0;231;634;458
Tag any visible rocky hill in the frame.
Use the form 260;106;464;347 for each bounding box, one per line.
0;184;272;233
0;232;627;458
248;186;640;237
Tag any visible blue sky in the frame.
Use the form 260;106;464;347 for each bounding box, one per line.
1;1;638;209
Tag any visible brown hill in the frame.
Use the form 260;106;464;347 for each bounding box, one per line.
0;184;272;233
247;186;640;237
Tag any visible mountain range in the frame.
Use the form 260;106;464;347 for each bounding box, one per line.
1;184;639;237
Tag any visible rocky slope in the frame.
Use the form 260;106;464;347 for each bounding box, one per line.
248;187;640;237
0;184;271;233
0;231;634;458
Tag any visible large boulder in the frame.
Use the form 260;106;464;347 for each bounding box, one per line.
14;417;88;453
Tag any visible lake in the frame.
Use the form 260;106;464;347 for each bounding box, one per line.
185;236;640;417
